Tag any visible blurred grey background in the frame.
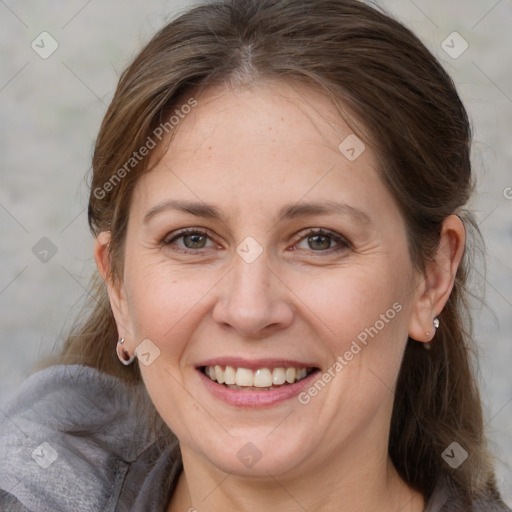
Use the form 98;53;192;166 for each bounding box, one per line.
1;0;511;504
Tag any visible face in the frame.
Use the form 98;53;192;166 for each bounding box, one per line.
108;80;423;479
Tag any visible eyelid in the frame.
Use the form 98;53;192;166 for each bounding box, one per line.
162;227;219;251
162;227;351;255
291;227;352;252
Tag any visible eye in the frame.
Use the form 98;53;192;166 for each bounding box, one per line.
162;227;350;255
163;228;216;252
293;228;351;253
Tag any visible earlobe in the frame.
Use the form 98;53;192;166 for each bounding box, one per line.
408;215;466;343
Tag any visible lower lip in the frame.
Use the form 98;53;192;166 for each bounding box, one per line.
197;369;320;407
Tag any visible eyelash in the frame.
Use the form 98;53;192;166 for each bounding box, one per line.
162;227;351;255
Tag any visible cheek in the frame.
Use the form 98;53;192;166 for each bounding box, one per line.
123;257;217;352
290;262;409;341
291;259;413;406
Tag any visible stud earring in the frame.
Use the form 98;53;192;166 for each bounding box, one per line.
116;338;136;366
425;317;440;338
424;317;440;349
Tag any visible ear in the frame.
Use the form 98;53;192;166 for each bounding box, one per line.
408;215;466;343
94;231;134;346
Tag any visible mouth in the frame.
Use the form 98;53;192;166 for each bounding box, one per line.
195;358;321;406
200;365;317;391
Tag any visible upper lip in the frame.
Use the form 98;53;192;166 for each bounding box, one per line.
197;357;319;371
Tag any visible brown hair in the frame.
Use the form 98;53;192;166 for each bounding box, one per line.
42;0;504;504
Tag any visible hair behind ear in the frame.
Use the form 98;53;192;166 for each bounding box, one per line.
389;217;493;497
36;272;141;384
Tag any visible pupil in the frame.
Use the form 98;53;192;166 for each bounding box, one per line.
309;235;330;250
184;234;206;248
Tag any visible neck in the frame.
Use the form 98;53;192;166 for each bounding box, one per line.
168;436;425;512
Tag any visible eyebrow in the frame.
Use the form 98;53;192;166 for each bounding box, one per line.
143;199;371;226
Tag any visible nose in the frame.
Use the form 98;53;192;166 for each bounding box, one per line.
212;252;294;338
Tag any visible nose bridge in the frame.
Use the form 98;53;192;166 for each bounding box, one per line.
212;250;293;336
233;253;272;303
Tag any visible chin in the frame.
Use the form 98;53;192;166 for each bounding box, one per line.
195;434;313;477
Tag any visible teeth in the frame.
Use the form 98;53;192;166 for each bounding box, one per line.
272;367;286;385
253;368;272;388
224;365;236;385
215;365;225;384
204;365;312;388
285;368;296;384
296;368;307;380
235;368;254;386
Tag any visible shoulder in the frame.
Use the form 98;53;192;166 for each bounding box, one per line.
0;364;175;512
426;474;512;512
441;495;512;512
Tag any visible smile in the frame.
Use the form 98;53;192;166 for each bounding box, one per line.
202;365;315;390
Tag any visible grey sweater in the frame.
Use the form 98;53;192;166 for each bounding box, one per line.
0;364;509;511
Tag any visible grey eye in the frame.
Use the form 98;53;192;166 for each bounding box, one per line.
182;233;208;249
307;234;333;250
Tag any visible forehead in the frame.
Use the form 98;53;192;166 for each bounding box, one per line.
132;80;391;224
166;80;364;170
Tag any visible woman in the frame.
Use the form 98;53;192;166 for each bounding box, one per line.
0;0;509;510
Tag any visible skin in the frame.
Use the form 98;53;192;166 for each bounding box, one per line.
95;80;465;512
